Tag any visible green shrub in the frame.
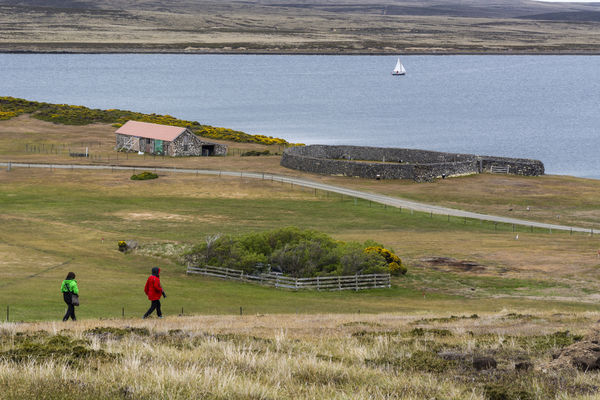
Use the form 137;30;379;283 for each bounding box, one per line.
400;350;457;373
484;384;534;400
130;171;158;180
0;334;116;365
187;227;401;278
364;246;405;275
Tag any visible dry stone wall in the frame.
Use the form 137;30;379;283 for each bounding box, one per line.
281;145;544;181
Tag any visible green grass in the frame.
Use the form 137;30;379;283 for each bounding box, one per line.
1;168;599;321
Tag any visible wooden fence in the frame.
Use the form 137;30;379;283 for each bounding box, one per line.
186;265;391;291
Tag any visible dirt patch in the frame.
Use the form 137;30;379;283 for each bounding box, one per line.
112;211;230;224
419;256;486;273
115;212;192;222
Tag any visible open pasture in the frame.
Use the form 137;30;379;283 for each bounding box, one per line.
1;165;600;322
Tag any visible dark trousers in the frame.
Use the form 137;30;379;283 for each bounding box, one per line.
144;300;162;318
63;292;76;321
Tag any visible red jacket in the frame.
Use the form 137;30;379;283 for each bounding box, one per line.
144;272;163;301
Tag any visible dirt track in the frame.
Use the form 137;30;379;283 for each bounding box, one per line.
1;161;594;234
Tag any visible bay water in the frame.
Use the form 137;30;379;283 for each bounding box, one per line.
1;54;598;178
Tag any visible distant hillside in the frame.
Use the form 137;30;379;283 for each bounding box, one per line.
1;0;600;53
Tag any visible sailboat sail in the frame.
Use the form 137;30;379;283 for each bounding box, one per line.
392;58;406;75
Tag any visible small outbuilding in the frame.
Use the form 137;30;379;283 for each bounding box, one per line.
115;120;227;156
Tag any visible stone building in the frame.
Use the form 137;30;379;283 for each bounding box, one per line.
115;120;227;156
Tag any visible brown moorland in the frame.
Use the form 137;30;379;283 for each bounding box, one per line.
1;0;600;53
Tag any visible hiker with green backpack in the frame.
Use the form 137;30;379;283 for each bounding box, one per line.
61;272;79;321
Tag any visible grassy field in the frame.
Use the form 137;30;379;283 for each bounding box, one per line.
2;116;600;398
1;312;600;399
3;115;600;229
1;164;600;322
1;0;600;53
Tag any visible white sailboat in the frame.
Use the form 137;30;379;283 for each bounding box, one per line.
392;58;406;76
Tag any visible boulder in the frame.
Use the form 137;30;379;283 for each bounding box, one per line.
473;356;497;370
547;329;600;371
515;361;533;371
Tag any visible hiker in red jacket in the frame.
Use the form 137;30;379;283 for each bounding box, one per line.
143;267;166;319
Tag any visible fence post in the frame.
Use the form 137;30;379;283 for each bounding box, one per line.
317;276;320;291
355;275;358;291
338;276;341;290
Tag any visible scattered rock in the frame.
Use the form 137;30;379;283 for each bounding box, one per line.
547;330;600;371
473;356;497;370
515;361;533;371
572;356;600;371
118;240;138;253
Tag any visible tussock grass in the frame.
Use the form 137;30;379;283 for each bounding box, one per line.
1;312;599;399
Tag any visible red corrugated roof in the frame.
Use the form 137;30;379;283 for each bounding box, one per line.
115;120;187;141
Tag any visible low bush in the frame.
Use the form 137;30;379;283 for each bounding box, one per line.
186;227;404;278
130;171;158;180
364;246;406;275
0;334;115;366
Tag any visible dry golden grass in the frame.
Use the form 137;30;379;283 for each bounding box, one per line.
1;312;600;399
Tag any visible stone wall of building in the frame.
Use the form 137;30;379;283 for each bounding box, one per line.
281;145;544;181
115;130;227;156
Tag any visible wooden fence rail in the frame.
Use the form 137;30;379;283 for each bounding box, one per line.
186;265;391;291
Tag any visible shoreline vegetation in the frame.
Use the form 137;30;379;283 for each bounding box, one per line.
0;97;294;147
1;0;600;55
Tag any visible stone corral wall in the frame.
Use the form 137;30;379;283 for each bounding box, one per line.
281;145;544;181
479;156;545;176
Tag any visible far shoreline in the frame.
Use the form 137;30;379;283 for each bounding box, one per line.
2;50;600;56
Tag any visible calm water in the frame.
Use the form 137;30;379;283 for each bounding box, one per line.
1;54;599;178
